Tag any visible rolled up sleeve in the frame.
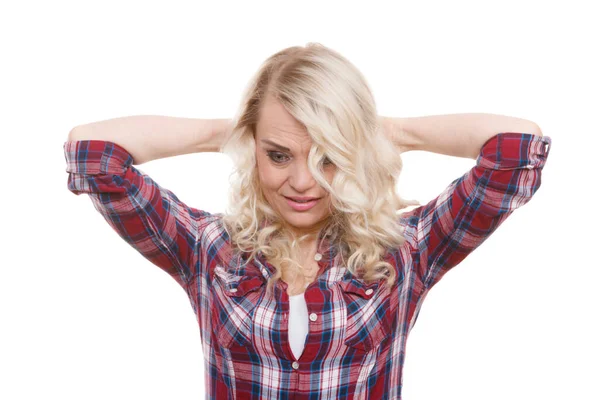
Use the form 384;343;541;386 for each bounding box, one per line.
63;139;215;290
399;132;552;290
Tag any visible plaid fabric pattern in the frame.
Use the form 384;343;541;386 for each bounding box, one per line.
63;132;551;399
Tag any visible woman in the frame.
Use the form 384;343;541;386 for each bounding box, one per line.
63;43;552;399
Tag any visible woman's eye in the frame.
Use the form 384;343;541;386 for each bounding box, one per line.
267;151;289;164
266;151;332;166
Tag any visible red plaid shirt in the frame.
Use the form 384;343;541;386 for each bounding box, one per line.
63;132;551;399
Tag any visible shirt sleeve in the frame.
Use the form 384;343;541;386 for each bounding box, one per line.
63;139;215;290
398;132;552;291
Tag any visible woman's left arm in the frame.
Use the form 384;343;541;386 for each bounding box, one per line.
380;113;543;158
391;114;552;291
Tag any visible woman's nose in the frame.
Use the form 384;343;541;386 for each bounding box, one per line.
288;162;316;191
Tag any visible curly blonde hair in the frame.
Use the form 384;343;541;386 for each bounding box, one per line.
220;42;420;295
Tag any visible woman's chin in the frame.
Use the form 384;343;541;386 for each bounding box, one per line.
280;211;329;231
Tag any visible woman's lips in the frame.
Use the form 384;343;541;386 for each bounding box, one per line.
285;196;320;211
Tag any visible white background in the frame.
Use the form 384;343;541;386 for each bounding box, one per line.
1;0;597;399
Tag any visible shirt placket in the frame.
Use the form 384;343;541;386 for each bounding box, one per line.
278;250;331;398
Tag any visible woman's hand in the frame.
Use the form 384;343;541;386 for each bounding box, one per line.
210;118;235;152
378;116;411;154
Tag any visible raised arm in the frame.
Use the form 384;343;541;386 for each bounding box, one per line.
391;114;551;291
64;116;232;289
68;115;232;164
380;112;543;158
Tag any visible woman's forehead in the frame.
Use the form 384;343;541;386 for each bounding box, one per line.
256;99;316;152
257;126;314;154
258;99;308;135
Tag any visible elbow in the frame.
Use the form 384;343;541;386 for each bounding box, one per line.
67;126;86;141
528;122;543;137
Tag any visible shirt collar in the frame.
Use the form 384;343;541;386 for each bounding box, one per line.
252;224;339;279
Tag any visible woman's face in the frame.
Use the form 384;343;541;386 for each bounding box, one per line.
255;97;336;238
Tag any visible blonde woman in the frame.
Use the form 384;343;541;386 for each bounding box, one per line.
63;43;552;399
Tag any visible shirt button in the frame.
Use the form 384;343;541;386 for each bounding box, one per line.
365;288;374;295
314;253;322;261
292;361;300;370
229;288;238;293
525;164;534;169
309;313;318;322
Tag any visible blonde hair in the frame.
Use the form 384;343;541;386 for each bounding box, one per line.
220;42;420;296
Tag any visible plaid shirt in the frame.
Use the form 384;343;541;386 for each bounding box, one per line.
63;132;551;399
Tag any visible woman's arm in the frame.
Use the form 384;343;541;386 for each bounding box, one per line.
381;113;542;158
63;116;233;289
397;129;551;290
68;115;232;165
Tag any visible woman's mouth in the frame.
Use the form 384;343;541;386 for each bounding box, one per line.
285;196;320;211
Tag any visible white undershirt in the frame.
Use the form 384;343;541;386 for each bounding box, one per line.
288;293;309;359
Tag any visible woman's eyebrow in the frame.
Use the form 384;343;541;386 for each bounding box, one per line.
261;139;290;152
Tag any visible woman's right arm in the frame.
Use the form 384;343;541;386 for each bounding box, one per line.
64;116;232;289
68;115;232;164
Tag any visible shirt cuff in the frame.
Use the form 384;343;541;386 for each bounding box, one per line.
476;132;552;170
63;140;134;175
